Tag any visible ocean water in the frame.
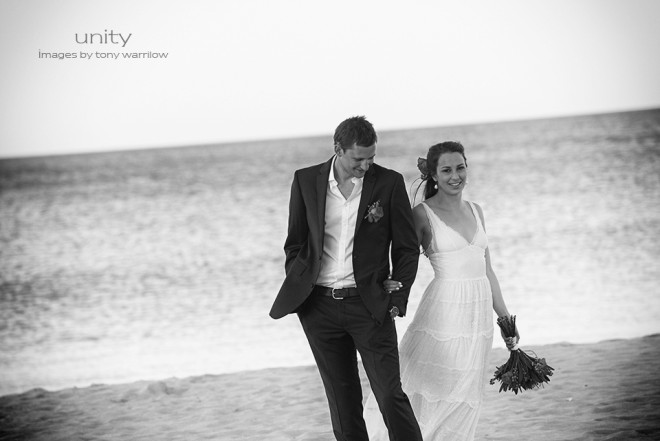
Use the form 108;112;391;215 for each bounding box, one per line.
1;109;659;396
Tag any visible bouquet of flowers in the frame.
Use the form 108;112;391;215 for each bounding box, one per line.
490;315;554;394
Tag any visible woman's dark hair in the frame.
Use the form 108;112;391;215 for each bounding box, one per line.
419;141;468;200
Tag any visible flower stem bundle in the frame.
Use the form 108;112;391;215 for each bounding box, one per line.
490;315;554;394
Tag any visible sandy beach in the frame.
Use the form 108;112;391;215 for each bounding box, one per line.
1;334;659;441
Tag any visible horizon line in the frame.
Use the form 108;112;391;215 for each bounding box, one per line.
1;106;658;161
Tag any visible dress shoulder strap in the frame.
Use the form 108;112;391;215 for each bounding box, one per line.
420;202;440;229
467;201;484;231
418;202;435;256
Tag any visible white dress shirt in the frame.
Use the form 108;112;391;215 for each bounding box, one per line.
316;156;363;288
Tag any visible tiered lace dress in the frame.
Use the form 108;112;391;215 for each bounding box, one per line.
364;201;494;441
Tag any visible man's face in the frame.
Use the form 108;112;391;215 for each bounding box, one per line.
335;143;376;179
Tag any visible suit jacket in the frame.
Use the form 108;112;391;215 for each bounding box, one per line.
269;157;419;324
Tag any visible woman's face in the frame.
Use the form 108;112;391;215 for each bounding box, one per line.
434;152;467;195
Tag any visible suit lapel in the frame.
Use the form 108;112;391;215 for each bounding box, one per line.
316;158;332;235
355;166;376;233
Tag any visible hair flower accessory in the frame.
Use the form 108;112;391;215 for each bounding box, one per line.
364;200;384;223
417;157;429;180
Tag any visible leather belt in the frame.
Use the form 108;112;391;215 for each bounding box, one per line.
313;285;359;300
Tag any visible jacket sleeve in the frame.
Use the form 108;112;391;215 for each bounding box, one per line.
388;173;419;316
283;170;308;274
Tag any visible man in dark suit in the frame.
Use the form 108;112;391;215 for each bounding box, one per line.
270;116;423;441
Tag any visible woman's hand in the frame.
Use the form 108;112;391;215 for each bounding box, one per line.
501;326;520;350
383;277;403;293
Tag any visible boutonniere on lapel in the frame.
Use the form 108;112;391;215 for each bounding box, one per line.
364;200;384;223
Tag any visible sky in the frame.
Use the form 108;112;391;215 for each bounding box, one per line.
1;0;659;158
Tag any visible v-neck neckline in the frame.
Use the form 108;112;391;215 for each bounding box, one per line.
423;201;479;245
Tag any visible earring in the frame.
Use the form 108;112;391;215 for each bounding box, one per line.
433;182;438;190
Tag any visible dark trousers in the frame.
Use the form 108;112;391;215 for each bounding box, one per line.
298;293;423;441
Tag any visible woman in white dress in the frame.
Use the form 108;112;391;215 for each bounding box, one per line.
364;141;518;441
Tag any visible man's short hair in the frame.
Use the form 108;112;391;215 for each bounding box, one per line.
333;116;378;150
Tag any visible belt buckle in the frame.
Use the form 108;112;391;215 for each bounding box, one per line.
331;288;345;300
